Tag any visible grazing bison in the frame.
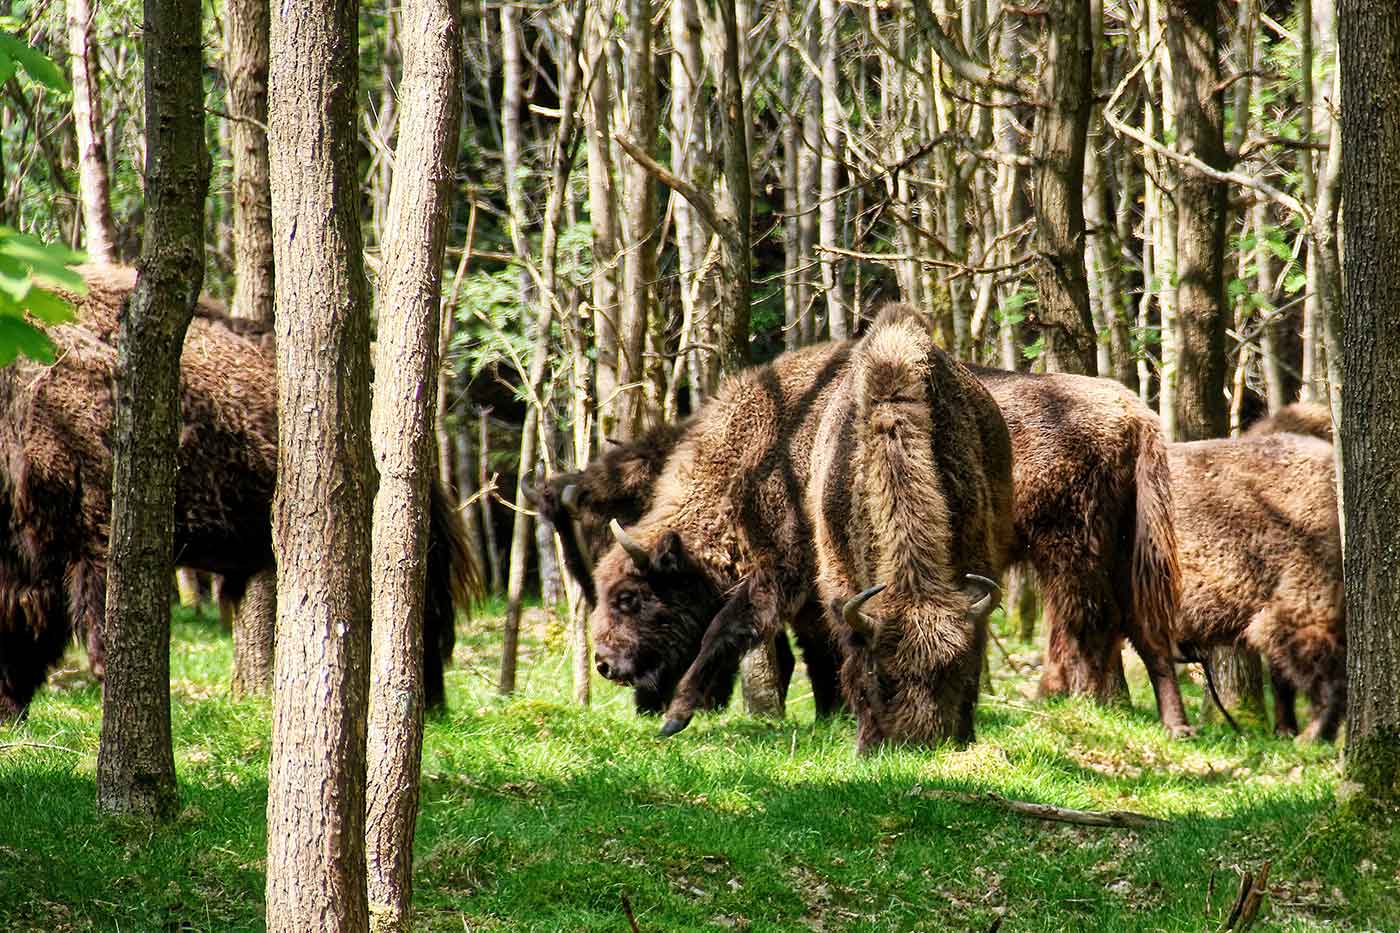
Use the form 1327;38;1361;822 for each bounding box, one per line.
529;422;828;717
1169;433;1344;740
1243;402;1333;442
969;367;1192;736
591;306;1013;750
0;265;479;720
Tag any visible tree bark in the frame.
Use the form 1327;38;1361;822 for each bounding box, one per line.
95;0;210;821
818;0;847;339
225;0;277;693
1164;0;1229;440
1030;0;1096;376
365;0;461;924
617;0;657;438
265;0;375;925
1340;0;1400;806
584;8;622;443
476;408;503;591
229;568;276;697
226;0;274;327
68;0;119;262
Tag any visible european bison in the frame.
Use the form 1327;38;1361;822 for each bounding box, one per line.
1170;432;1344;740
0;265;479;719
591;306;1013;750
1243;401;1333;442
969;367;1191;736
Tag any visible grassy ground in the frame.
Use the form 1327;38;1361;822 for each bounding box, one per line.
1;603;1396;932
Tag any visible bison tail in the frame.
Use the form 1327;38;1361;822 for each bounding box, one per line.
424;479;485;708
1130;418;1182;654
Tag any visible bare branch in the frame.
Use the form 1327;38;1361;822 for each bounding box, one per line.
613;132;733;248
910;0;1033;98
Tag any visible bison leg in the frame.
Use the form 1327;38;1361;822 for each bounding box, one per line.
1037;572;1131;704
1300;677;1345;743
0;578;71;723
1269;665;1300;737
793;622;845;718
661;580;777;737
1123;627;1194;738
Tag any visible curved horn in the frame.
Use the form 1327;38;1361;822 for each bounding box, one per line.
962;573;1001;623
560;483;581;516
610;519;651;573
843;583;887;640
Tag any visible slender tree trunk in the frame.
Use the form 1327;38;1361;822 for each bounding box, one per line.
174;568;200;607
364;0;461;924
265;0;375;925
818;0;846;339
1164;0;1229;440
477;408;503;591
1340;0;1400;806
799;9;821;347
584;8;622;442
225;0;277;693
1030;0;1096;375
617;0;657;439
95;0;210;821
68;0;119;262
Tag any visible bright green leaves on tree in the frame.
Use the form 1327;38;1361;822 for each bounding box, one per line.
0;229;85;366
0;32;71;92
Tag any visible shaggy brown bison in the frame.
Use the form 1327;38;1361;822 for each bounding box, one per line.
591;307;1013;750
1169;432;1344;740
968;367;1191;736
1243;401;1334;442
0;265;478;719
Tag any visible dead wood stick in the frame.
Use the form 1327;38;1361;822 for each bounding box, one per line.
935;790;1165;829
620;892;642;933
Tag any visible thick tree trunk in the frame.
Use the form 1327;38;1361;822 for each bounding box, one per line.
1030;0;1096;376
95;0;210;822
1340;0;1400;806
265;0;375;925
1164;0;1229;440
68;0;119;262
364;0;461;924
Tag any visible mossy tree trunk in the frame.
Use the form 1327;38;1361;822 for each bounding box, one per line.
264;0;375;926
1340;0;1400;806
95;0;210;821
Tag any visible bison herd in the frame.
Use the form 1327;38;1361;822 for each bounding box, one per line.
0;267;1345;758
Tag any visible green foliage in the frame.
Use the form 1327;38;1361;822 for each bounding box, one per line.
0;228;84;366
0;32;69;92
3;612;1396;931
451;267;532;383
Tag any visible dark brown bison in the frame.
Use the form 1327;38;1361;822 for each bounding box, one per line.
1169;433;1344;740
0;265;478;719
1243;401;1333;442
591;307;1013;750
968;367;1192;736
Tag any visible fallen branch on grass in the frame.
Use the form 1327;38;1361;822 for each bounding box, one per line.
1219;861;1271;931
927;789;1166;829
620;892;642;933
0;741;81;754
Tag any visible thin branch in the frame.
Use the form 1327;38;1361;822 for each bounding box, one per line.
613;133;730;247
923;789;1167;829
910;0;1033;98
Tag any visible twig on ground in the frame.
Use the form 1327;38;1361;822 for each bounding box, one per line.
1218;861;1271;931
0;741;80;754
620;892;642;933
987;628;1026;675
929;789;1166;829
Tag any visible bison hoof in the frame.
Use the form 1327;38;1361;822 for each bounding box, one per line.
1166;723;1197;739
659;717;691;738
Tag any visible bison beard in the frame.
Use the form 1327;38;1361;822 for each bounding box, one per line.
590;307;1013;751
0;265;479;720
1169;433;1344;741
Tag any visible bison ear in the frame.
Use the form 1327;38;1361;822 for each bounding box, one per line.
652;530;687;575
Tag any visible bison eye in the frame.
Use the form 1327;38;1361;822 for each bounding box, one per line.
616;592;638;614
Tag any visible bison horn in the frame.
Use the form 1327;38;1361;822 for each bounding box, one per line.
962;573;1001;623
560;483;581;516
843;584;887;640
610;519;651;573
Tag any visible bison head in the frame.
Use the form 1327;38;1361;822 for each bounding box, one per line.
589;520;729;706
837;574;1001;752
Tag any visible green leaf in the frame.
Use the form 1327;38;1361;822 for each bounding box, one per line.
1283;271;1307;295
0;34;69;92
0;49;17;87
1022;335;1045;361
0;315;56;365
0;233;87;292
0;254;32;303
22;286;74;325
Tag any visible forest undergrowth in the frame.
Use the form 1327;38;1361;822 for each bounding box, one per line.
1;603;1395;932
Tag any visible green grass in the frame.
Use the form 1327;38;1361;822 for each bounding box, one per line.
2;604;1397;931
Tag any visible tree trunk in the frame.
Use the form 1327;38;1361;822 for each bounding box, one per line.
68;0;119;262
617;0;657;439
1340;0;1400;806
364;0;461;924
1164;0;1229;440
1030;0;1096;376
226;0;274;327
174;567;200;607
229;568;276;697
584;8;622;443
265;0;375;925
818;0;847;339
476;408;503;591
95;0;210;822
225;0;277;692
